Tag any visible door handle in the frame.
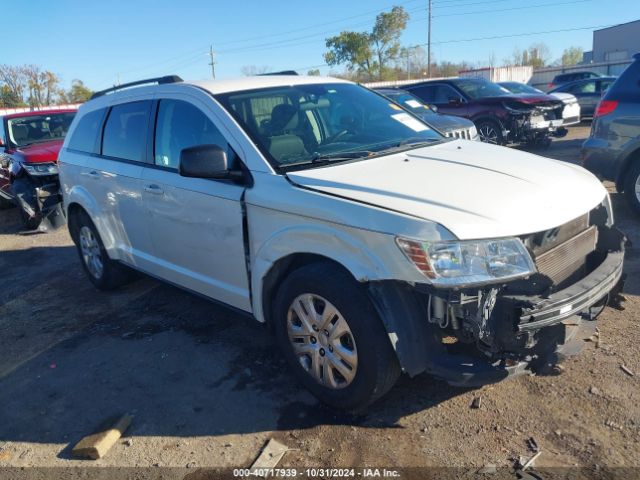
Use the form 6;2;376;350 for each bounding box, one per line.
144;184;164;195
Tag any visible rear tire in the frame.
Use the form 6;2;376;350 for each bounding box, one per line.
273;262;400;411
624;162;640;216
475;119;504;145
70;210;132;290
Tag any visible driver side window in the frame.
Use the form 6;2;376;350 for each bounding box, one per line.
154;99;229;170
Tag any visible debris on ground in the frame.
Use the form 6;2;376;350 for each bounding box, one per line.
250;438;289;472
471;396;482;409
520;451;542;471
589;386;601;396
620;365;635;377
605;420;623;431
71;414;132;459
526;437;539;453
123;438;133;447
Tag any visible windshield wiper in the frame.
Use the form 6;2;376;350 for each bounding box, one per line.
374;138;443;155
310;150;375;162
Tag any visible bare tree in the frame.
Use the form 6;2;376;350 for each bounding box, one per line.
0;64;27;107
23;65;61;107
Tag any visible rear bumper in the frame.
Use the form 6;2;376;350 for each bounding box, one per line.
581;137;620;180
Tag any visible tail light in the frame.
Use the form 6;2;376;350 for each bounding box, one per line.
594;100;618;117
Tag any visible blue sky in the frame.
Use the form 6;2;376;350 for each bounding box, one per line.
3;0;638;90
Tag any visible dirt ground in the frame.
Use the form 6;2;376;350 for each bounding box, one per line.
0;125;638;478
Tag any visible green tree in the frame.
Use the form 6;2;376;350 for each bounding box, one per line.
371;6;409;79
59;79;93;104
324;6;409;80
0;64;27;107
561;46;583;66
324;31;375;78
307;69;321;76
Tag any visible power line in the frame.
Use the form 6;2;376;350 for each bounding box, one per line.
432;0;591;18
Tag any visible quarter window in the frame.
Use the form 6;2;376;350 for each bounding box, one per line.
68;109;104;153
154;99;229;169
102;101;151;162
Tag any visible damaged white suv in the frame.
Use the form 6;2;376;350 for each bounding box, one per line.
59;75;625;410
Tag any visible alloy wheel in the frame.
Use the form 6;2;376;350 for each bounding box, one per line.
478;124;499;144
635;174;640;203
286;293;358;389
79;226;103;279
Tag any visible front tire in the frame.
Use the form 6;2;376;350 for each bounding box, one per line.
475;119;504;145
624;162;640;216
273;262;400;411
70;211;131;290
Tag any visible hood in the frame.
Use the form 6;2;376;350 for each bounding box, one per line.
421;113;475;133
286;140;606;240
549;92;577;104
478;94;562;107
15;140;64;163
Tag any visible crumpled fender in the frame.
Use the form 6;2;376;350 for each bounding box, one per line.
251;224;391;323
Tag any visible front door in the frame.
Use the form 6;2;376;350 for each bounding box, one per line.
141;97;251;311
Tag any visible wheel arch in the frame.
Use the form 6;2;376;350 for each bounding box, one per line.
252;225;389;326
615;145;640;192
64;185;116;254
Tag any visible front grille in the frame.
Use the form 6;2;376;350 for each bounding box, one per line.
446;128;472;140
534;226;598;285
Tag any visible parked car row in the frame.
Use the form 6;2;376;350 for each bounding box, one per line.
400;78;567;146
49;73;625;410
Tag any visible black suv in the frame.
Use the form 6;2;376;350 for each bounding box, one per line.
582;53;640;214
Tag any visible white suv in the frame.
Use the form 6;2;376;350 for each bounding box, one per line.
59;75;625;410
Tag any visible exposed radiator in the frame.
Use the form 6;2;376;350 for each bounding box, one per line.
535;226;598;285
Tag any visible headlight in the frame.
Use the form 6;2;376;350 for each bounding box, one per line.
469;125;479;140
22;163;58;176
396;236;536;286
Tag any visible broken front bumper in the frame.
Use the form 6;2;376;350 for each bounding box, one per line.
369;227;625;386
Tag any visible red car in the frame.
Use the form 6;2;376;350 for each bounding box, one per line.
0;108;77;229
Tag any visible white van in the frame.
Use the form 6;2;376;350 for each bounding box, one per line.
59;75;625;410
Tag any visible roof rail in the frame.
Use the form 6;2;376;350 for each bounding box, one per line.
90;75;183;100
258;70;299;76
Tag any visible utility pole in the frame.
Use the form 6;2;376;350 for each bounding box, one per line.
208;45;216;79
427;0;432;78
406;49;411;80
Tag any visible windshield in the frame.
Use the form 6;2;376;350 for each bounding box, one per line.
215;83;443;170
380;91;436;116
452;79;511;99
7;112;76;148
499;82;542;95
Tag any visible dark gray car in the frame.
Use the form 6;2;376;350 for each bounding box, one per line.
550;77;617;117
582;54;640;214
375;88;479;140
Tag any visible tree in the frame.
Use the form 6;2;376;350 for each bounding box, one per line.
370;6;409;79
23;65;60;107
324;6;409;80
0;64;27;107
307;69;321;76
561;46;583;66
324;31;375;78
58;79;93;104
504;43;551;68
240;65;271;76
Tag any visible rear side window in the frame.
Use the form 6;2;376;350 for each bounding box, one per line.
606;60;640;101
102;101;151;162
67;109;105;153
408;85;436;103
154;99;229;169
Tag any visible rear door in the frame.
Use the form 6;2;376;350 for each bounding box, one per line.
141;95;251;311
91;100;155;266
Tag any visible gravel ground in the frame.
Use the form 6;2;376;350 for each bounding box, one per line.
0;125;638;478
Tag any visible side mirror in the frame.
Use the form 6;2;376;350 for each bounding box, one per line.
179;144;230;179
